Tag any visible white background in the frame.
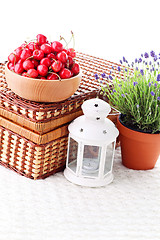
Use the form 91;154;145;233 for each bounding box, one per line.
1;0;160;64
0;1;160;240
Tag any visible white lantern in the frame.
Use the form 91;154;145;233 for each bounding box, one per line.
64;98;119;187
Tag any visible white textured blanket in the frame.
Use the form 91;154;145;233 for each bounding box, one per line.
0;147;160;240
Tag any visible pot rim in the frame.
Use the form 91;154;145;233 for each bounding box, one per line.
118;114;160;135
117;115;160;143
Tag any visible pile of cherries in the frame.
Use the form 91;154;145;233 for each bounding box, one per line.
7;34;80;80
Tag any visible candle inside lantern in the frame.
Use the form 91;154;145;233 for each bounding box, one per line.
82;145;101;174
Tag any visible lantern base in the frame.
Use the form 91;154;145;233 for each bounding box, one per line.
64;168;113;187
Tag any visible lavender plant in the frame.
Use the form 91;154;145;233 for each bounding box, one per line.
98;51;160;133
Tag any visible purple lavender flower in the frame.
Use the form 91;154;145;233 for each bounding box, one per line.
113;89;116;93
154;56;158;61
112;66;114;70
144;52;149;58
140;69;144;76
123;57;126;62
121;94;125;97
157;97;160;101
156;74;160;81
109;75;113;80
149;82;152;87
149;61;152;65
151;91;155;96
141;54;143;57
120;60;122;64
138;58;142;63
150;50;155;57
118;66;121;72
135;58;138;63
94;74;99;80
136;104;139;108
125;68;127;72
154;83;157;87
101;73;106;78
152;67;155;71
135;67;138;71
133;81;138;86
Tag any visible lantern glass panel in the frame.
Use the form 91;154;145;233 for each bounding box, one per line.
67;137;78;173
82;145;101;177
104;142;115;175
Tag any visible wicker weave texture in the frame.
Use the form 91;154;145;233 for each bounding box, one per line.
0;126;68;179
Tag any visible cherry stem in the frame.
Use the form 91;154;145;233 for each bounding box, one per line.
48;71;61;81
26;56;34;61
63;31;75;49
23;39;37;48
13;53;17;66
71;31;75;49
60;35;68;49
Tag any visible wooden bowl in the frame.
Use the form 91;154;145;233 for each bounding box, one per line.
5;64;82;102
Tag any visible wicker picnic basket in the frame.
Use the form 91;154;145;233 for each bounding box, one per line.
0;52;120;179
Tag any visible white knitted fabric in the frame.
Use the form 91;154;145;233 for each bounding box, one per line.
0;147;160;240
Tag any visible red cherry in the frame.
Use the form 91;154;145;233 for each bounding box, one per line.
40;43;52;54
8;53;19;64
51;41;63;52
27;69;39;78
59;68;72;79
66;56;74;68
47;53;56;63
37;64;48;76
27;42;39;51
8;62;15;71
47;73;59;80
71;63;80;75
20;42;28;49
57;51;68;63
20;49;32;60
36;34;47;45
40;57;51;67
22;72;29;77
51;60;62;72
23;59;34;71
67;48;76;58
14;47;22;58
14;62;24;74
31;59;39;68
33;49;44;60
17;59;24;65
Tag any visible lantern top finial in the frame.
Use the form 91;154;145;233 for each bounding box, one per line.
82;98;111;121
68;98;119;144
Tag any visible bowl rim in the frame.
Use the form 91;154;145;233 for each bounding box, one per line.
5;62;82;83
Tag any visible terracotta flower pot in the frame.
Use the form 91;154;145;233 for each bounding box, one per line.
117;115;160;170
